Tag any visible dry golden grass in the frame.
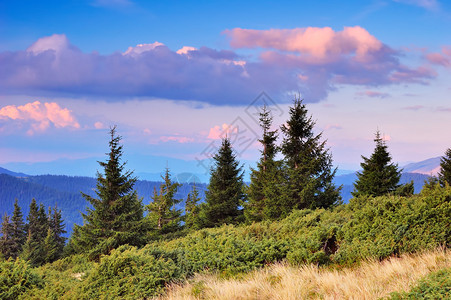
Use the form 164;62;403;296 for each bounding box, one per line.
156;248;450;300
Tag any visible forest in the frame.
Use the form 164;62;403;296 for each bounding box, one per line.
1;98;450;299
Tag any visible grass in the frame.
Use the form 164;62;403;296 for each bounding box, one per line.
157;248;450;300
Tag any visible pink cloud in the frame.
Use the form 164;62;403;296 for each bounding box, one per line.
324;124;342;130
226;26;383;62
207;123;238;140
94;121;106;129
425;46;451;67
0;101;80;135
357;90;390;98
159;135;194;143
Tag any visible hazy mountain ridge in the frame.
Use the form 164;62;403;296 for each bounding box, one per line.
0;170;207;235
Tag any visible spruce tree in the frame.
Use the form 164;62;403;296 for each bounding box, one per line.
184;183;201;230
352;131;401;197
10;199;26;259
22;199;48;266
279;97;340;215
438;148;451;186
0;214;14;259
245;106;284;221
71;126;147;259
146;168;182;234
203;138;245;226
47;205;66;261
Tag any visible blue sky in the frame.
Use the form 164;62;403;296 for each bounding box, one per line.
1;0;450;176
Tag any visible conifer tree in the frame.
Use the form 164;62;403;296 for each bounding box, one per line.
0;214;14;259
245;106;284;221
352;131;401;197
22;200;48;266
438;148;451;186
47;205;66;261
184;183;201;229
71;126;147;259
279;97;340;215
10;199;26;259
146;168;182;234
203;138;245;226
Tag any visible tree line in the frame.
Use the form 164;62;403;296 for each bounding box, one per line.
2;96;450;263
0;199;66;265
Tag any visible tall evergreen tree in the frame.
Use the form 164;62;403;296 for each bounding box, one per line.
146;168;182;234
352;131;401;197
245;106;284;221
71;126;147;259
279;97;340;215
10;199;26;259
0;214;14;259
438;148;451;186
184;183;201;230
22;199;48;266
46;205;66;261
203;138;245;227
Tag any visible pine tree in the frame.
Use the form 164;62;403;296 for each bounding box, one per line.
10;199;26;259
71;126;147;259
47;205;66;261
352;131;401;197
146;168;182;234
279;97;340;215
185;183;201;229
203;138;246;227
438;148;451;186
0;214;14;259
22;199;48;266
245;106;285;221
43;228;59;263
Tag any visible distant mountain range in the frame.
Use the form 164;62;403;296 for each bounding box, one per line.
0;169;207;236
401;157;441;176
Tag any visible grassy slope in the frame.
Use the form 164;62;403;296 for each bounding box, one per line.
159;249;450;300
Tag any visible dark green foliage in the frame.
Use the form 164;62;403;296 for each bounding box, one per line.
0;258;43;299
10;184;451;299
246;105;285;221
48;205;66;261
279;96;340;215
389;267;451;299
439;148;451;187
79;245;190;299
353;131;401;197
71;126;147;260
10;199;26;259
394;181;415;197
185;183;202;230
146;168;182;234
0;214;14;259
22;200;49;266
203;138;246;227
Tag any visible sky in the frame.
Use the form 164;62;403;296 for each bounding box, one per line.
1;0;450;177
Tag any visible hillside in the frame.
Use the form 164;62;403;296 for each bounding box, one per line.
0;172;207;234
2;183;450;299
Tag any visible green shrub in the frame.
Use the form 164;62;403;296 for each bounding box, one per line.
0;258;43;299
389;267;451;299
77;245;189;299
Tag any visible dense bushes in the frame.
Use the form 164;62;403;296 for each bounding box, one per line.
0;258;43;299
7;184;451;299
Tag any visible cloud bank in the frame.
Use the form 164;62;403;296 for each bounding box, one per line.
0;101;80;135
0;29;436;105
